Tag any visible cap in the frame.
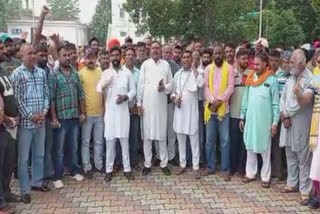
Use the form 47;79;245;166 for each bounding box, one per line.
301;43;313;51
254;37;269;48
107;38;120;51
85;47;96;57
281;50;292;60
0;34;13;43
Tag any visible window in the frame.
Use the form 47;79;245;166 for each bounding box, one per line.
120;8;125;19
120;32;127;37
135;32;141;37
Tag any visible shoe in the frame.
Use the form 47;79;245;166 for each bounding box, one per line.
222;173;231;182
4;192;21;203
71;174;84;182
194;170;201;179
52;180;64;189
175;167;185;175
124;172;135;180
31;184;50;192
242;176;256;183
161;166;171;176
152;159;161;167
104;173;112;182
168;159;179;167
201;169;214;176
84;170;94;179
94;167;103;174
21;194;31;204
0;202;15;213
281;186;298;193
309;198;320;209
300;194;310;206
142;167;151;176
261;181;270;188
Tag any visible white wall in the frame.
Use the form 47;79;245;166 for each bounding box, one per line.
7;20;88;46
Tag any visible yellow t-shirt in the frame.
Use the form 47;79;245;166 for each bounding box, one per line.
79;67;103;116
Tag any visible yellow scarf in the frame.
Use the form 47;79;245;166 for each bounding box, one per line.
313;66;320;75
309;87;320;151
204;62;229;123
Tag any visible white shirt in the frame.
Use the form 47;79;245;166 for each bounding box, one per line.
172;68;204;135
137;58;173;141
97;66;135;140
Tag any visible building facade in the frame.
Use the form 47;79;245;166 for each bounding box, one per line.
7;20;89;46
107;0;146;44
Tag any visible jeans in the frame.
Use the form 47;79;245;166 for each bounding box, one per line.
129;114;140;166
18;126;45;194
44;119;53;179
198;100;207;165
81;116;104;172
0;129;17;205
205;114;230;173
230;118;246;175
53;119;80;181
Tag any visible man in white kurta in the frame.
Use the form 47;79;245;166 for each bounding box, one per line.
279;50;314;205
171;50;204;179
96;46;135;182
137;41;173;176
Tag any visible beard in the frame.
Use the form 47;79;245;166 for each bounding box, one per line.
214;58;223;67
202;61;211;67
290;68;300;76
112;59;120;68
240;63;248;70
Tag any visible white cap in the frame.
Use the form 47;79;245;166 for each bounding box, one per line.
254;38;269;48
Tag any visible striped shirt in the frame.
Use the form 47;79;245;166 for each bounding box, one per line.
49;66;84;120
11;64;49;128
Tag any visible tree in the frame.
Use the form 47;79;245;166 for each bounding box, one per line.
124;0;257;44
90;0;112;44
311;0;320;39
264;9;305;48
0;0;23;31
47;0;80;21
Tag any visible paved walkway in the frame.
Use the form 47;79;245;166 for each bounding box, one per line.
9;168;320;214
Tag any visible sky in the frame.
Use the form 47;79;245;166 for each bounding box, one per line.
28;0;99;24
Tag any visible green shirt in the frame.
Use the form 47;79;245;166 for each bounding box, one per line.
240;74;280;153
0;58;21;75
49;66;84;120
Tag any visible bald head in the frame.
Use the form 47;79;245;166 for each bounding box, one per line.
20;43;36;69
290;49;306;76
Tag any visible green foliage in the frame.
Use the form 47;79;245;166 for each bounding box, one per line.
90;0;112;44
0;0;23;31
48;0;80;21
263;9;305;47
124;0;257;44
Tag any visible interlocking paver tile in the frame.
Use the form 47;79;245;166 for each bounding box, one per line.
8;169;319;214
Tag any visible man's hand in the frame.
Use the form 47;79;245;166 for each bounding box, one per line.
49;33;60;45
116;95;128;105
294;82;303;96
239;120;245;132
271;125;278;138
283;118;292;129
79;113;86;123
158;79;165;92
209;99;222;112
192;67;199;78
137;106;144;116
51;119;61;129
41;5;50;15
31;114;42;124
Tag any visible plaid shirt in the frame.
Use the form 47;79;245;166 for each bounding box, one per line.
11;64;49;128
49;66;84;120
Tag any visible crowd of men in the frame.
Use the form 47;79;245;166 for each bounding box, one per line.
1;6;320;214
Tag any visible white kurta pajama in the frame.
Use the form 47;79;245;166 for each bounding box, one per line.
97;66;136;173
137;58;173;168
172;68;204;170
280;70;313;195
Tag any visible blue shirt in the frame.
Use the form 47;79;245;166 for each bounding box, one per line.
11;64;49;128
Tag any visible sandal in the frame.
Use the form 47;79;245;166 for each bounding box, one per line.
261;181;270;188
281;186;298;193
300;194;310;206
242;176;256;183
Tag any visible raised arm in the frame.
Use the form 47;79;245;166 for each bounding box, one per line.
33;6;50;46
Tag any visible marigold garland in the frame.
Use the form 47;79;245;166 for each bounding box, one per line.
245;68;273;86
